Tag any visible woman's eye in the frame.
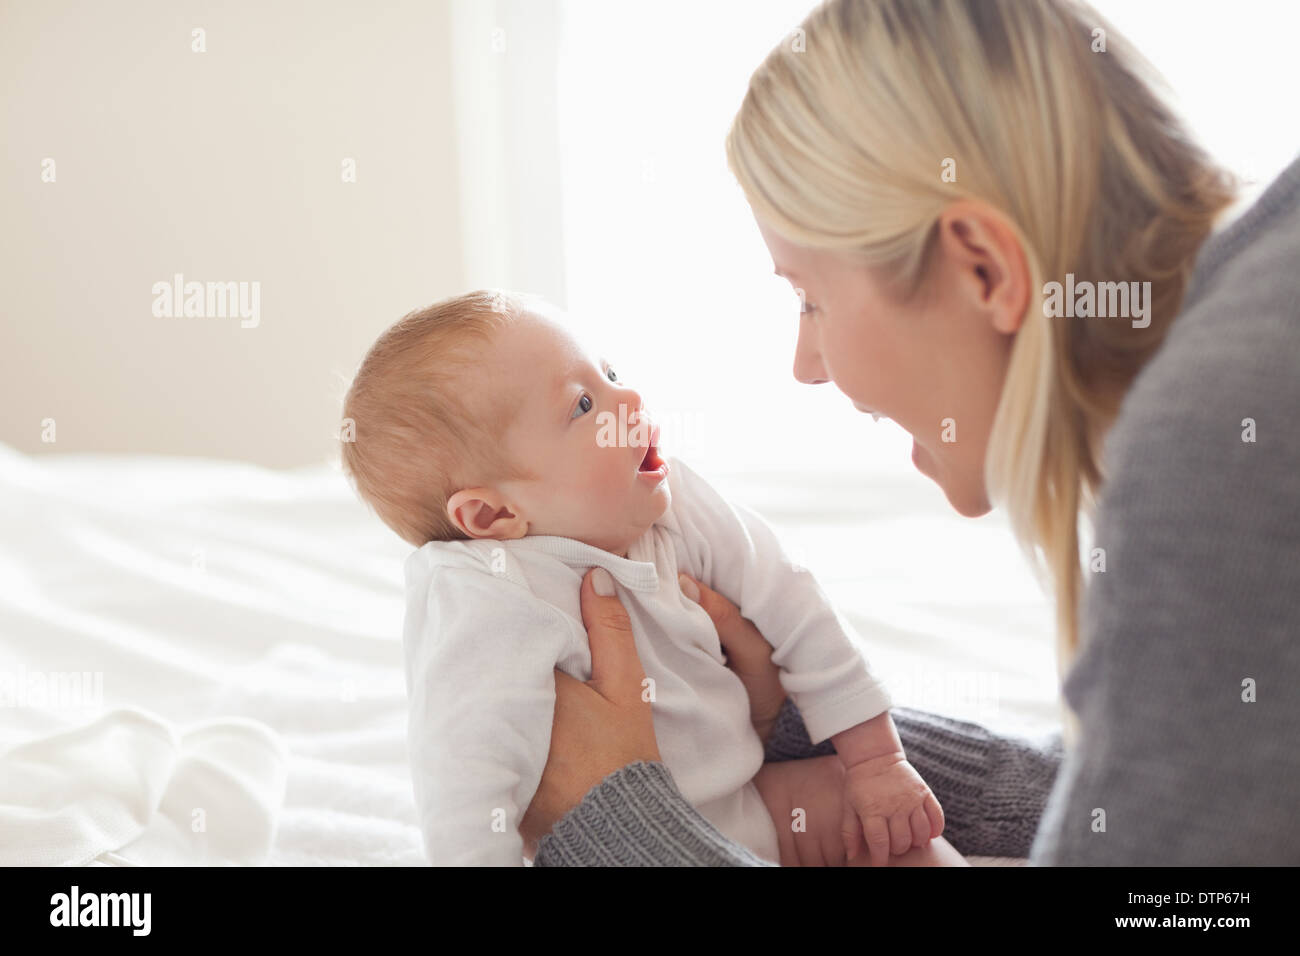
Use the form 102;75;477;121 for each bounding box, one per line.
571;394;593;419
606;366;619;382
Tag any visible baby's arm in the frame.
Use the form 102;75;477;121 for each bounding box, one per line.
403;565;576;866
667;458;892;743
666;459;944;862
830;711;904;767
832;711;946;864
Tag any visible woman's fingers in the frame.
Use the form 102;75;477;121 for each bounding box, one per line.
680;573;770;671
577;567;662;762
521;568;663;855
580;567;647;705
679;573;787;738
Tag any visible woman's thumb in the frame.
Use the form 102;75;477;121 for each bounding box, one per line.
580;567;644;698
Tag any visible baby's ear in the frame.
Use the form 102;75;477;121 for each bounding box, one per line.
446;487;527;539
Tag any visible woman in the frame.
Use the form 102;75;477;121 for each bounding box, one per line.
520;0;1300;865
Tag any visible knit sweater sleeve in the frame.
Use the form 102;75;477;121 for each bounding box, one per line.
532;697;1062;865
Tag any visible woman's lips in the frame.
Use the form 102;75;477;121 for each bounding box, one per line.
851;400;886;422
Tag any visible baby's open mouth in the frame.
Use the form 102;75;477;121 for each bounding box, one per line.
638;423;665;473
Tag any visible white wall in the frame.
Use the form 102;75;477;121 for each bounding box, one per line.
5;0;1295;471
1;0;467;467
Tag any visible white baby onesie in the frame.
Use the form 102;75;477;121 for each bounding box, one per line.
402;456;893;866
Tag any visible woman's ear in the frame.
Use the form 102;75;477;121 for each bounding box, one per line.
446;487;528;540
938;201;1031;335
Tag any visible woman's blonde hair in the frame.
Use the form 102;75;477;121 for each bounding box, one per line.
726;0;1237;725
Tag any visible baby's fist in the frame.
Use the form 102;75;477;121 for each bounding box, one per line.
840;754;945;867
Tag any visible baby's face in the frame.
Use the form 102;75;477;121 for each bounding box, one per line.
477;308;671;556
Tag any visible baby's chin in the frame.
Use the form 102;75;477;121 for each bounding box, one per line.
584;484;674;555
647;484;672;525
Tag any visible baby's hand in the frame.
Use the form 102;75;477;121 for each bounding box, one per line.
839;753;945;867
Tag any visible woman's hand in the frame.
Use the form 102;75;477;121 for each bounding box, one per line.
519;567;662;858
676;573;787;746
519;567;788;858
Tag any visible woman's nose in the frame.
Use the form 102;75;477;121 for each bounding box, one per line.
792;318;830;385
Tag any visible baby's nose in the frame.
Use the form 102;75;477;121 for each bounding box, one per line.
623;391;645;420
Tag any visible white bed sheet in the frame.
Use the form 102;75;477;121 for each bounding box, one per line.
0;442;1060;866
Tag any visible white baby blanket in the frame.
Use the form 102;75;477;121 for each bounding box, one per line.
0;706;288;866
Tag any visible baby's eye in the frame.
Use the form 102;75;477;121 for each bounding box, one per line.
605;366;619;382
571;394;593;419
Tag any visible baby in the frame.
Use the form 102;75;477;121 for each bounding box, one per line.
342;289;946;866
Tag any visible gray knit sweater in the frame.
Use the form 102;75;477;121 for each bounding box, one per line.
534;699;1064;865
535;153;1300;867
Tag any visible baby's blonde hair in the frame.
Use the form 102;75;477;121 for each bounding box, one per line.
726;0;1237;735
341;290;536;546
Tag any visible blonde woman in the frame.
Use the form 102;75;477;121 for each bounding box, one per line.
519;0;1300;865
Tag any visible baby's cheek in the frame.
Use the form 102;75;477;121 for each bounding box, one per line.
591;455;631;502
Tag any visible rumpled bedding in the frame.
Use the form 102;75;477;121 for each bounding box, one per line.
0;443;1057;865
